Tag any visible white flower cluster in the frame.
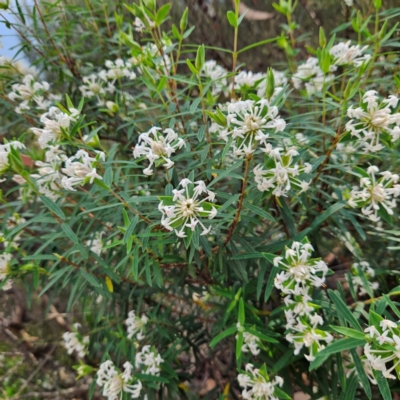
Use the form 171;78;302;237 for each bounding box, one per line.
236;323;261;356
8;74;60;114
158;178;217;238
99;59;136;83
347;261;379;297
29;146;67;200
86;231;105;256
329;41;370;67
0;140;25;180
61;150;104;191
292;57;334;96
201;60;228;96
125;310;148;341
31;106;80;149
0;253;12;291
135;345;164;376
133;127;185;175
214;99;286;157
253;147;312;197
364;319;400;380
274;241;332;361
274;241;329;294
97;360;142;400
79;74;115;104
129;42;171;75
346;91;400;152
348;166;400;222
62;323;89;358
238;364;284;400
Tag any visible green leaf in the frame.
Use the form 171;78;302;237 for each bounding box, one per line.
80;268;100;287
328;290;363;331
245;202;275;222
310;338;366;370
236;331;243;359
350;348;372;399
264;267;278;302
246;328;279;343
226;10;238;27
61;223;79;244
40;196;65;220
383;295;400;320
124;215;139;244
330;326;365;340
238;298;245;325
274;387;291;400
155;3;171;25
210;326;237;348
237;37;278;54
375;370;392;400
186;59;199;74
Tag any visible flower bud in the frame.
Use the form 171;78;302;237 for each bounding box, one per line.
106;101;119;113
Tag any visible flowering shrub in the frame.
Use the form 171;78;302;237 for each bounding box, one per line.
1;0;400;398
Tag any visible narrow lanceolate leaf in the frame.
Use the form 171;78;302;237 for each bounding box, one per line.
40;196;65;220
238;298;245;325
124;215;139;244
328;290;363;331
330;326;365;340
61;223;79;244
350;348;372;399
375;370;392;400
210;326;237;348
310;338;366;370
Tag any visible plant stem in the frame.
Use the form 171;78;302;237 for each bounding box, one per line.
224;154;252;247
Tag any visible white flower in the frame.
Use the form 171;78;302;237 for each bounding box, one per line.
61;150;104;191
346;92;400;152
292;57;335;95
135;345;164;376
86;232;104;255
237;364;285;400
330;41;370;66
125;311;148;341
62;323;89;358
133;127;185;175
201;60;228;96
253;147;311;197
97;360;142;400
273;241;328;294
8;74;52;113
363;322;400;381
99;58;136;82
348;166;400;222
31;106;79;148
158;179;217;238
0;141;26;176
0;253;12;291
234;70;266;91
213;99;286;157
